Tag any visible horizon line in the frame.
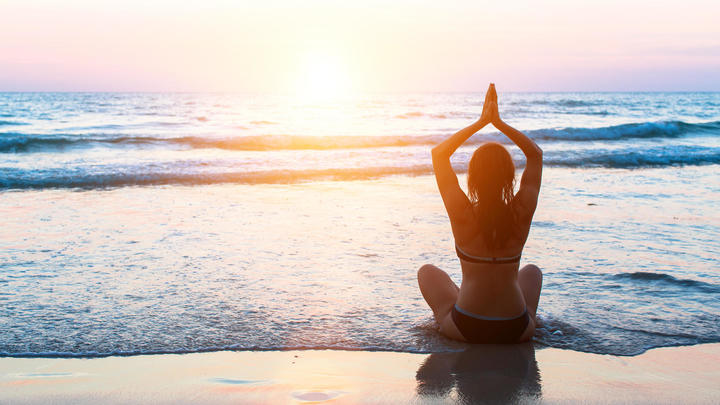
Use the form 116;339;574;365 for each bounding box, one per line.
2;90;720;94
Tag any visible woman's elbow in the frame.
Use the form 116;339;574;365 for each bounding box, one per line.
431;145;449;161
530;144;543;160
431;146;441;162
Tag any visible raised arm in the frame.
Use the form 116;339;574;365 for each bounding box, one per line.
488;85;543;219
431;86;495;227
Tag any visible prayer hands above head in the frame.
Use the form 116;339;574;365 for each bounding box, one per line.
479;83;500;126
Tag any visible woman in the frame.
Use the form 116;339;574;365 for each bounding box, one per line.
418;83;543;343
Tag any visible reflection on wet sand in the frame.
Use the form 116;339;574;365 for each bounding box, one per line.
416;343;541;404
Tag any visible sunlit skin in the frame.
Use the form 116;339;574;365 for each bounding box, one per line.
418;83;544;342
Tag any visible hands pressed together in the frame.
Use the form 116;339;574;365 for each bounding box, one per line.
478;83;501;126
432;82;540;163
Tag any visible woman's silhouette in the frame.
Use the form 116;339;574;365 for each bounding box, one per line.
418;83;543;343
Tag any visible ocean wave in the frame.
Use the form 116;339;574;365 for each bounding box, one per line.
1;165;450;190
546;145;720;168
612;272;720;293
2;143;719;190
558;110;612;116
0;133;450;153
509;99;605;107
1;120;717;153
0;165;435;190
0;120;28;126
526;120;720;142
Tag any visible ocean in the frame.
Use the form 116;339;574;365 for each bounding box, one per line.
1;92;718;357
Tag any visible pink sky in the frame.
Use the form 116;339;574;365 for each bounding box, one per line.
1;0;719;92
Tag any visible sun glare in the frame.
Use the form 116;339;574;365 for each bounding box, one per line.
296;53;352;101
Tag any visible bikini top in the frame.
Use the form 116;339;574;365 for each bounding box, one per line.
455;244;522;264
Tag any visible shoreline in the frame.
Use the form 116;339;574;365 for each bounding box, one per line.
0;339;716;359
1;343;718;404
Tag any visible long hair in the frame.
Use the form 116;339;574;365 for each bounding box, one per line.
467;142;517;249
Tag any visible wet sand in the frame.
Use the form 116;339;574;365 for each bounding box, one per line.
1;343;718;404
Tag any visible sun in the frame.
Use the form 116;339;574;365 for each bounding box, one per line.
296;52;352;101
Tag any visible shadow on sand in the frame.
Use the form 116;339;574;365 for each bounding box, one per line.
415;342;541;404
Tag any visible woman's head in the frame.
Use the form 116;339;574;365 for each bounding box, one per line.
468;142;515;206
467;142;516;247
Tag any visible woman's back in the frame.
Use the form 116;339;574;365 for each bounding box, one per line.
417;83;544;344
454;205;531;318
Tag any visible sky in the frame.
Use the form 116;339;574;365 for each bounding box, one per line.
1;0;719;92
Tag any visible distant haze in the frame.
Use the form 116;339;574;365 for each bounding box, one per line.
1;0;719;92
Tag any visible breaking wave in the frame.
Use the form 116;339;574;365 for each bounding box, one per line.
1;120;718;153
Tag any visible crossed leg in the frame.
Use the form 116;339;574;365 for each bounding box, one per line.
417;263;543;342
518;264;542;321
517;263;543;341
417;264;465;340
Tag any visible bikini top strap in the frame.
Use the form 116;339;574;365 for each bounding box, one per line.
455;244;522;264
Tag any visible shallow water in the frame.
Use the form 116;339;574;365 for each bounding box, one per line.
1;167;718;356
1;92;719;357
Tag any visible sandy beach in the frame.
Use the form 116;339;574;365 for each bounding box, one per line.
1;343;718;404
